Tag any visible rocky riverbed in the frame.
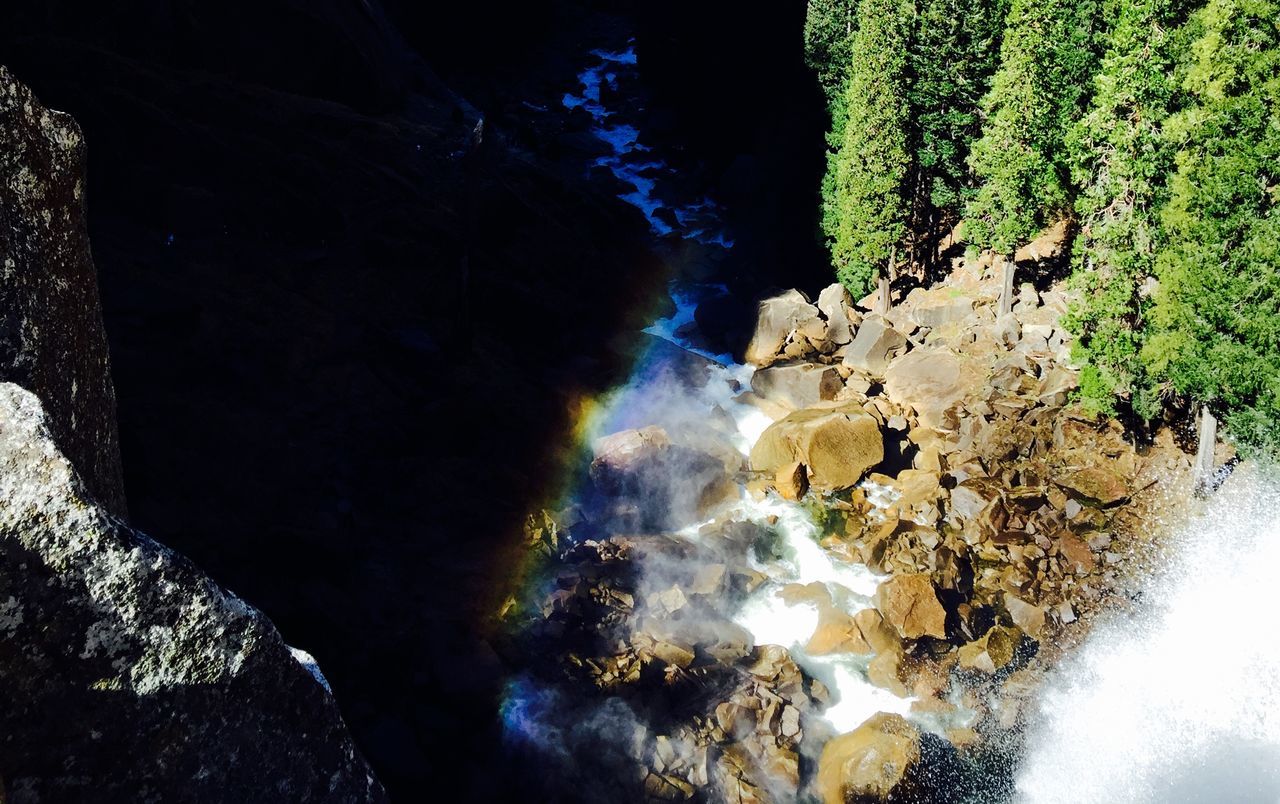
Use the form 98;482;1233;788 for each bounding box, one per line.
498;229;1212;801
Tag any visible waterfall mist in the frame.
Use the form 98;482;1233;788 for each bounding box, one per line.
1016;467;1280;803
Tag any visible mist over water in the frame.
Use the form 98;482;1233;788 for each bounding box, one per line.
513;39;1280;804
1017;469;1280;803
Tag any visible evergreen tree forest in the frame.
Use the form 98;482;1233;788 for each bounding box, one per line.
807;0;1280;451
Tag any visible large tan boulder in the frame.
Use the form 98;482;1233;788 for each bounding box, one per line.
804;603;899;657
818;283;858;345
840;315;908;376
907;287;974;329
751;363;843;410
806;606;864;655
853;608;901;655
817;713;921;804
883;349;974;431
745;290;819;366
875;574;947;640
750;403;883;491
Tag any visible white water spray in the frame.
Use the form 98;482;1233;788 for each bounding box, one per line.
1017;468;1280;803
545;38;963;769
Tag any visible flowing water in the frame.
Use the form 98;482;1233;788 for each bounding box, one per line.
504;40;960;755
558;43;938;738
1016;468;1280;803
506;41;1280;803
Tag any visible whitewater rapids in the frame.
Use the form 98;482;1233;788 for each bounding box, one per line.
1017;467;1280;803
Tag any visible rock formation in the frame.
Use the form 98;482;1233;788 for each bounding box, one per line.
0;66;125;515
0;383;385;802
1;4;673;794
750;403;884;491
0;69;383;799
817;713;921;804
503;204;1205;801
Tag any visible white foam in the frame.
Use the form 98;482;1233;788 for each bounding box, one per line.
553;39;940;743
1017;469;1280;803
559;45;731;245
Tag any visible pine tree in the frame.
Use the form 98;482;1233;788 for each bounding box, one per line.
809;0;863;270
908;0;1008;229
1142;0;1280;451
966;0;1102;255
1063;0;1193;418
804;0;860;105
826;0;914;294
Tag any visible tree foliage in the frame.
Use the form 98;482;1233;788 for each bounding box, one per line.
965;0;1102;254
1063;0;1193;418
806;0;1280;449
826;0;914;294
819;0;1006;293
908;0;1008;219
1141;0;1280;451
804;0;860;105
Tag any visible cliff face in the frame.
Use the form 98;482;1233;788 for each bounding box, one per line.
0;383;385;802
0;67;126;516
0;69;385;801
1;2;664;797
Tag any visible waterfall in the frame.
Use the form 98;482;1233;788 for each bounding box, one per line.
1016;468;1280;803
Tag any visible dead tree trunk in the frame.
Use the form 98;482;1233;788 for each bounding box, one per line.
1193;404;1218;494
998;255;1016;316
878;245;896;315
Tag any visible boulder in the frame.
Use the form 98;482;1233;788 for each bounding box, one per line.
806;607;864;655
817;713;922;804
875;574;947;640
750;403;884;491
751;363;843;410
1058;533;1098;573
994;312;1022;347
853;608;901;655
0;383;384;801
745;290;819;367
1004;593;1046;639
1055;465;1128;505
591;426;736;529
776;461;809;501
817;283;857;345
0;68;126;516
957;625;1021;673
883;350;972;431
908;287;974;329
867;644;910;697
949;478;1003;524
841;316;908;376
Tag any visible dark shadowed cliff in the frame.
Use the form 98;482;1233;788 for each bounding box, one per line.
0;0;829;797
0;65;384;802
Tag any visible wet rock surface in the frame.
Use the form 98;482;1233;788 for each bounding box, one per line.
507;234;1200;802
816;712;921;804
